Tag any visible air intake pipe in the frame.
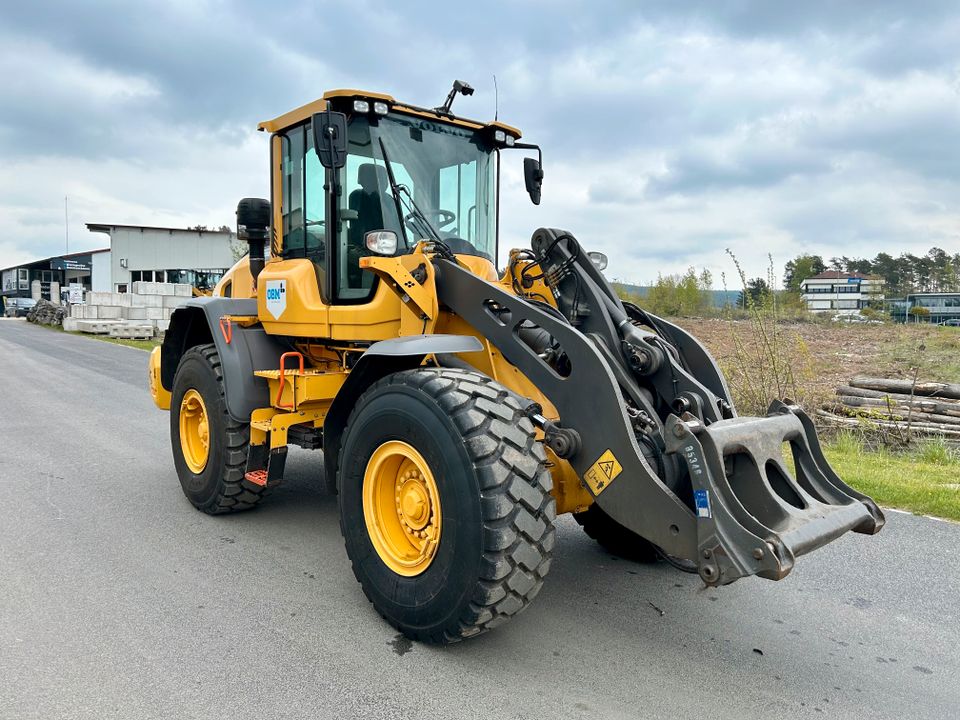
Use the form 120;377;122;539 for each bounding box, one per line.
236;198;271;285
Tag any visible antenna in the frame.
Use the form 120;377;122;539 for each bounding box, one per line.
64;196;69;254
493;74;499;121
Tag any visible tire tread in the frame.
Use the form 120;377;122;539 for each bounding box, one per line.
340;368;556;643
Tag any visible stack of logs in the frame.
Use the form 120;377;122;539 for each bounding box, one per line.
819;376;960;439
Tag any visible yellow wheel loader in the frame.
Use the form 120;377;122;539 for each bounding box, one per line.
148;83;884;643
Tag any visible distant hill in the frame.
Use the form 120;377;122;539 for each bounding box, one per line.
614;283;741;308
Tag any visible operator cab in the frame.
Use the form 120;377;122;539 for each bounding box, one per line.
258;89;522;305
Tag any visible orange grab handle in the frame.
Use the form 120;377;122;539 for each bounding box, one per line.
219;317;232;344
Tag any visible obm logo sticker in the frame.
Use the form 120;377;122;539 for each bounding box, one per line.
265;279;286;319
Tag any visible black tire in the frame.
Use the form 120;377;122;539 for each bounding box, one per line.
170;343;267;514
574;504;660;563
338;368;556;643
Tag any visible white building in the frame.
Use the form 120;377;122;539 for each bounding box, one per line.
800;271;885;315
86;223;239;293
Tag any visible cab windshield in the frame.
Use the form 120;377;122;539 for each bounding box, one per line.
337;113;497;295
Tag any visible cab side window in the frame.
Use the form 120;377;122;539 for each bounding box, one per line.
281;125;327;293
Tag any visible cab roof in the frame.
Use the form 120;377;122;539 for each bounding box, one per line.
257;88;521;139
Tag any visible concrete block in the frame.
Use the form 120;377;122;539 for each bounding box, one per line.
145;307;165;320
123;307;148;320
109;323;155;339
98;305;123;319
82;305;99;320
162;295;188;309
76;319;121;334
156;282;175;296
155;319;170;333
62;317;79;332
70;305;83;319
174;284;193;297
133;281;160;295
132;294;163;308
112;293;132;307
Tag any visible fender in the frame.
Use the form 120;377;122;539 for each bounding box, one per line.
322;334;483;491
160;297;291;422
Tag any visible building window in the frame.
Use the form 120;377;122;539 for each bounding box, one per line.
116;283;128;293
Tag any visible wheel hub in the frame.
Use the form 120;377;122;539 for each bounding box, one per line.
363;441;442;576
179;388;210;474
398;475;431;531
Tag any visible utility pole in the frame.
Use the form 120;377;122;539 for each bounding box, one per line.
64;196;69;255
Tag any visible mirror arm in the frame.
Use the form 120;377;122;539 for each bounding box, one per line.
509;141;542;166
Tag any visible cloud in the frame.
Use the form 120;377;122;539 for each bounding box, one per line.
2;0;960;289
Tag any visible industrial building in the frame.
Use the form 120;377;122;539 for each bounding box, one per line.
799;271;885;315
1;249;110;302
889;292;960;324
86;223;239;293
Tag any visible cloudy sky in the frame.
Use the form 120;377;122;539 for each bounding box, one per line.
2;0;959;285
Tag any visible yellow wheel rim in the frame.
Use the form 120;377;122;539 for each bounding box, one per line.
179;388;210;474
363;440;442;577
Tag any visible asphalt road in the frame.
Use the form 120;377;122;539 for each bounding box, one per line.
1;318;958;720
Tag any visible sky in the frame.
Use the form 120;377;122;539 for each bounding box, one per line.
1;0;959;286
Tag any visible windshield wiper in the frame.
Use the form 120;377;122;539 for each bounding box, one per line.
377;137;442;245
376;137;409;247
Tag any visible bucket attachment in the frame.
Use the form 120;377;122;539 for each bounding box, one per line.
664;400;885;586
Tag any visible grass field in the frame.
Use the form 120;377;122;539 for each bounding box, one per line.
824;433;960;521
38;323;161;352
82;334;161;352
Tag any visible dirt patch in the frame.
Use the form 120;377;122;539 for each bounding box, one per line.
670;318;960;410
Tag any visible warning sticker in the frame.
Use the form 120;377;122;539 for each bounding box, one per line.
583;449;622;495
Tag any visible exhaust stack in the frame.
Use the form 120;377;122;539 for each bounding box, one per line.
236;197;271;285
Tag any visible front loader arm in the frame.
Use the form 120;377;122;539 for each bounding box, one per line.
433;229;884;586
433;257;700;560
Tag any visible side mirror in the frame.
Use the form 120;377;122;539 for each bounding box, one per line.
312;111;347;169
523;157;543;205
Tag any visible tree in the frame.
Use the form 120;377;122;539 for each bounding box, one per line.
738;277;770;308
783;254;826;292
640;267;713;316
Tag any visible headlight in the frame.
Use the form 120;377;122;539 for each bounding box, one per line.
494;130;506;143
505;135;515;147
353;100;370;113
587;251;608;271
373;101;389;115
365;230;398;256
